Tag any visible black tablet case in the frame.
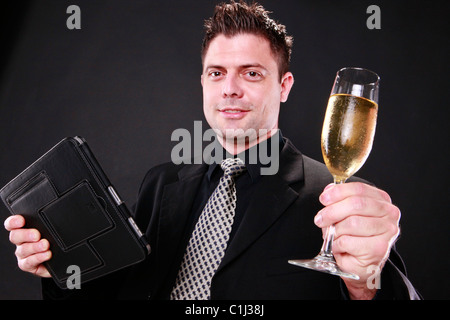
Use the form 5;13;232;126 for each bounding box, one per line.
0;137;150;289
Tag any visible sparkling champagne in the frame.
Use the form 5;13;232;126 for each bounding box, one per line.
321;93;378;182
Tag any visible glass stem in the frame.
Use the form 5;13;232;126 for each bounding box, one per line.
320;177;346;257
321;225;335;257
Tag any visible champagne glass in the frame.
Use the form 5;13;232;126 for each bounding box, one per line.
289;67;380;280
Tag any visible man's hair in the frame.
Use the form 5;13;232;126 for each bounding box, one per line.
202;0;293;79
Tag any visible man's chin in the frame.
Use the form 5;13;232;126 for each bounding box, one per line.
217;127;278;146
216;127;258;141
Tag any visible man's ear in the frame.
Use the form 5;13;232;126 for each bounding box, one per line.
280;72;294;103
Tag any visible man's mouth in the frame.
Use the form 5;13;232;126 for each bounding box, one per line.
223;109;244;113
219;106;250;112
219;108;249;119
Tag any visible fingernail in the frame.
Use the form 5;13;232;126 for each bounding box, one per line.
324;183;334;191
43;251;52;260
320;184;334;204
314;212;322;226
320;192;330;204
40;240;48;250
29;231;39;241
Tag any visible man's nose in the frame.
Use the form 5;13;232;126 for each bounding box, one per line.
222;73;244;98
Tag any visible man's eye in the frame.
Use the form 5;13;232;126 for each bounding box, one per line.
209;71;222;77
244;71;263;80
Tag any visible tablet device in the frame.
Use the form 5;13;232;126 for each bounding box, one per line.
0;136;150;289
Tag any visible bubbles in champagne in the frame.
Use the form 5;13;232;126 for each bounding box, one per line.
321;94;378;181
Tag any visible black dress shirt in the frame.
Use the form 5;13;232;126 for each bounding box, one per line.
179;131;285;260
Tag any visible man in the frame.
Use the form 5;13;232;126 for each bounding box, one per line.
4;1;419;299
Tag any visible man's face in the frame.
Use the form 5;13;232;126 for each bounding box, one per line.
201;33;293;151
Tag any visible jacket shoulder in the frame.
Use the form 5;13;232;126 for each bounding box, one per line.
301;154;370;186
140;161;181;187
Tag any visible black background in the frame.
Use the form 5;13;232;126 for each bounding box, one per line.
0;0;448;299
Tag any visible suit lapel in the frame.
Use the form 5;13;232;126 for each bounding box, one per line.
217;139;305;272
155;139;305;285
156;164;207;278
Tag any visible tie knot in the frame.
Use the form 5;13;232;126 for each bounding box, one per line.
221;158;246;177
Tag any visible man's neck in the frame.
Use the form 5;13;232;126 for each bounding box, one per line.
218;128;279;155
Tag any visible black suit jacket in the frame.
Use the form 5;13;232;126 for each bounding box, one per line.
43;138;419;299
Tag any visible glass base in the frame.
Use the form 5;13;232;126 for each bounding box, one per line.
288;254;359;280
